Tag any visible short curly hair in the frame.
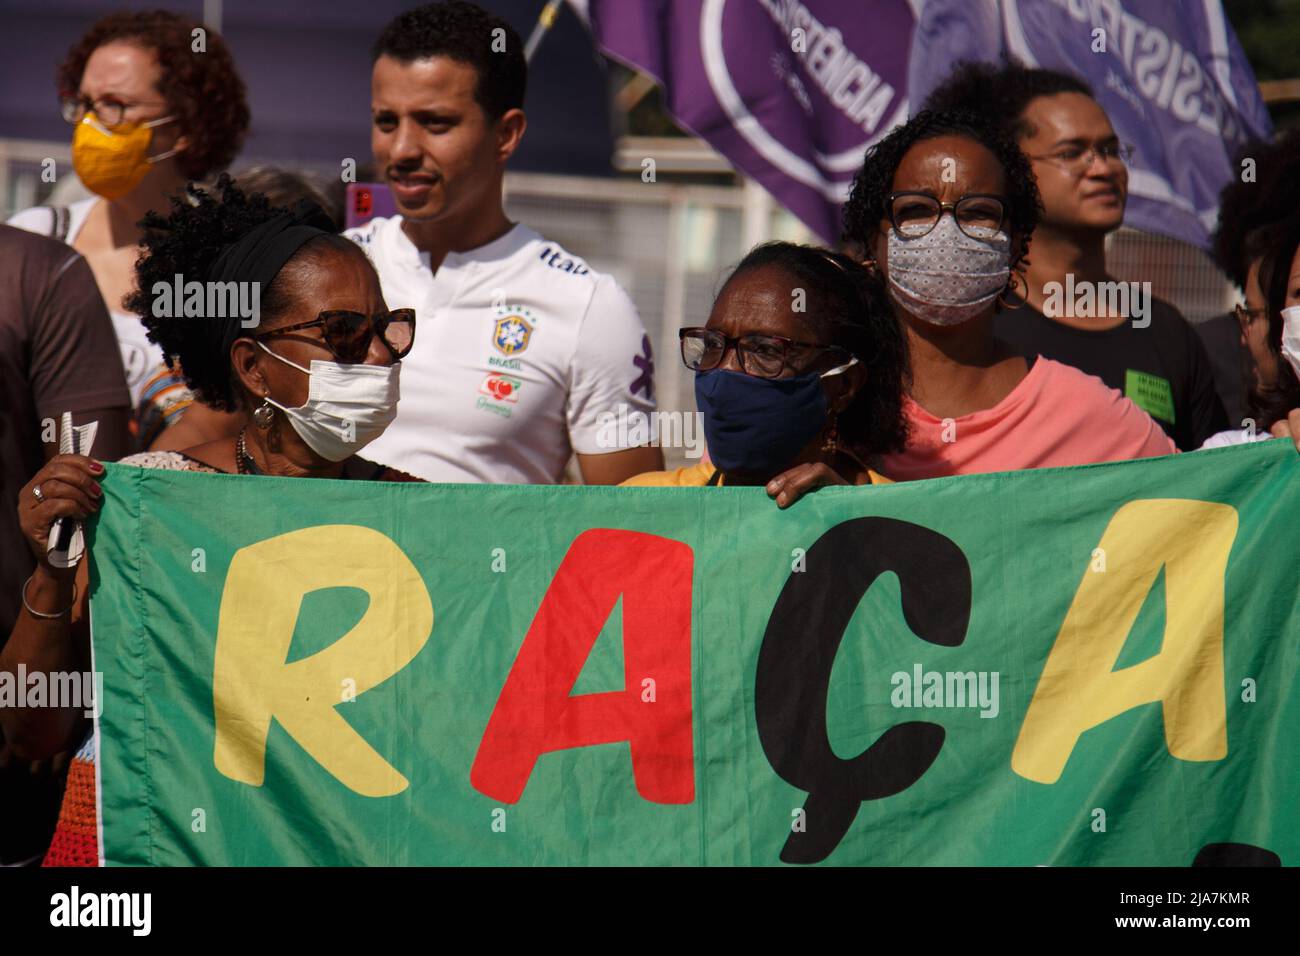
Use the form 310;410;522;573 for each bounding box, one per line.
57;10;250;181
719;242;910;457
124;175;368;411
922;60;1094;140
372;1;526;120
842;109;1042;274
1212;129;1300;290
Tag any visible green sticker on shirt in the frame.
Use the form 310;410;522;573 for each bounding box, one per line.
1125;369;1176;424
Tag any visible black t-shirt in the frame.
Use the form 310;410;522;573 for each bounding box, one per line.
993;300;1228;450
1195;311;1250;426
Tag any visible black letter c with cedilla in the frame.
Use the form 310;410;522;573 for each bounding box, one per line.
755;517;970;864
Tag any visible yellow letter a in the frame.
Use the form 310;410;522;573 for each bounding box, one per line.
214;525;433;796
1012;500;1236;784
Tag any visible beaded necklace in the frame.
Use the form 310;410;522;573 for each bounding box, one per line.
235;427;261;475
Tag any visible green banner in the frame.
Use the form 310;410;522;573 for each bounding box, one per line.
88;441;1300;866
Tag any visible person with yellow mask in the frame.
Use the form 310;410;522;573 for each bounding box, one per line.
8;10;251;451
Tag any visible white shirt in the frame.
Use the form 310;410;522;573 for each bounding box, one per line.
1198;427;1275;450
345;217;656;483
8;198;165;411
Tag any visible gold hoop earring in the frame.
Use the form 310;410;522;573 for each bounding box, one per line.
998;271;1028;310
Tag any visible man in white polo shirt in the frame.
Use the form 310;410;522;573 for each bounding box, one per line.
346;1;662;484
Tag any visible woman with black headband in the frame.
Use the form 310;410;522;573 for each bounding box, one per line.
2;177;416;866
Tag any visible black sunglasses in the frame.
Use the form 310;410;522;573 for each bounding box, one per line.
252;308;415;363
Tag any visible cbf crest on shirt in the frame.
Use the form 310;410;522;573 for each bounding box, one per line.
493;313;533;356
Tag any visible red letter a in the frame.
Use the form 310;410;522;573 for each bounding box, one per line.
471;528;694;804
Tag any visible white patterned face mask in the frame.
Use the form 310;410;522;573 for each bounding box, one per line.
1282;305;1300;383
885;214;1011;326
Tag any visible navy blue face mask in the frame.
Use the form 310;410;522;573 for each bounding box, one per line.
695;359;858;477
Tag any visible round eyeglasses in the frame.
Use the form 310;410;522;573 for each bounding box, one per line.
60;94;169;129
679;328;850;379
1028;141;1135;175
885;192;1007;240
1233;303;1268;328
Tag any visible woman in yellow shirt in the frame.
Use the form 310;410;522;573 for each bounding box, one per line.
625;241;907;505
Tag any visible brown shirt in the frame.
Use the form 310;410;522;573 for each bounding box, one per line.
0;225;130;636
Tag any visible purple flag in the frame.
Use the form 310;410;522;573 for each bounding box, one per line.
570;0;916;242
908;0;1273;250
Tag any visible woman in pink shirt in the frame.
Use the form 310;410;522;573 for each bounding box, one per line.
842;110;1176;480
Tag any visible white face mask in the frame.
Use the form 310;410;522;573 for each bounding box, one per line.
1281;305;1300;382
886;214;1011;326
257;342;400;461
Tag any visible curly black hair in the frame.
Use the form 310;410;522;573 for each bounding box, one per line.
123;175;367;411
842;109;1042;273
921;60;1093;140
720;242;910;457
1250;212;1300;430
58;10;249;181
372;1;526;120
1212;130;1300;290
